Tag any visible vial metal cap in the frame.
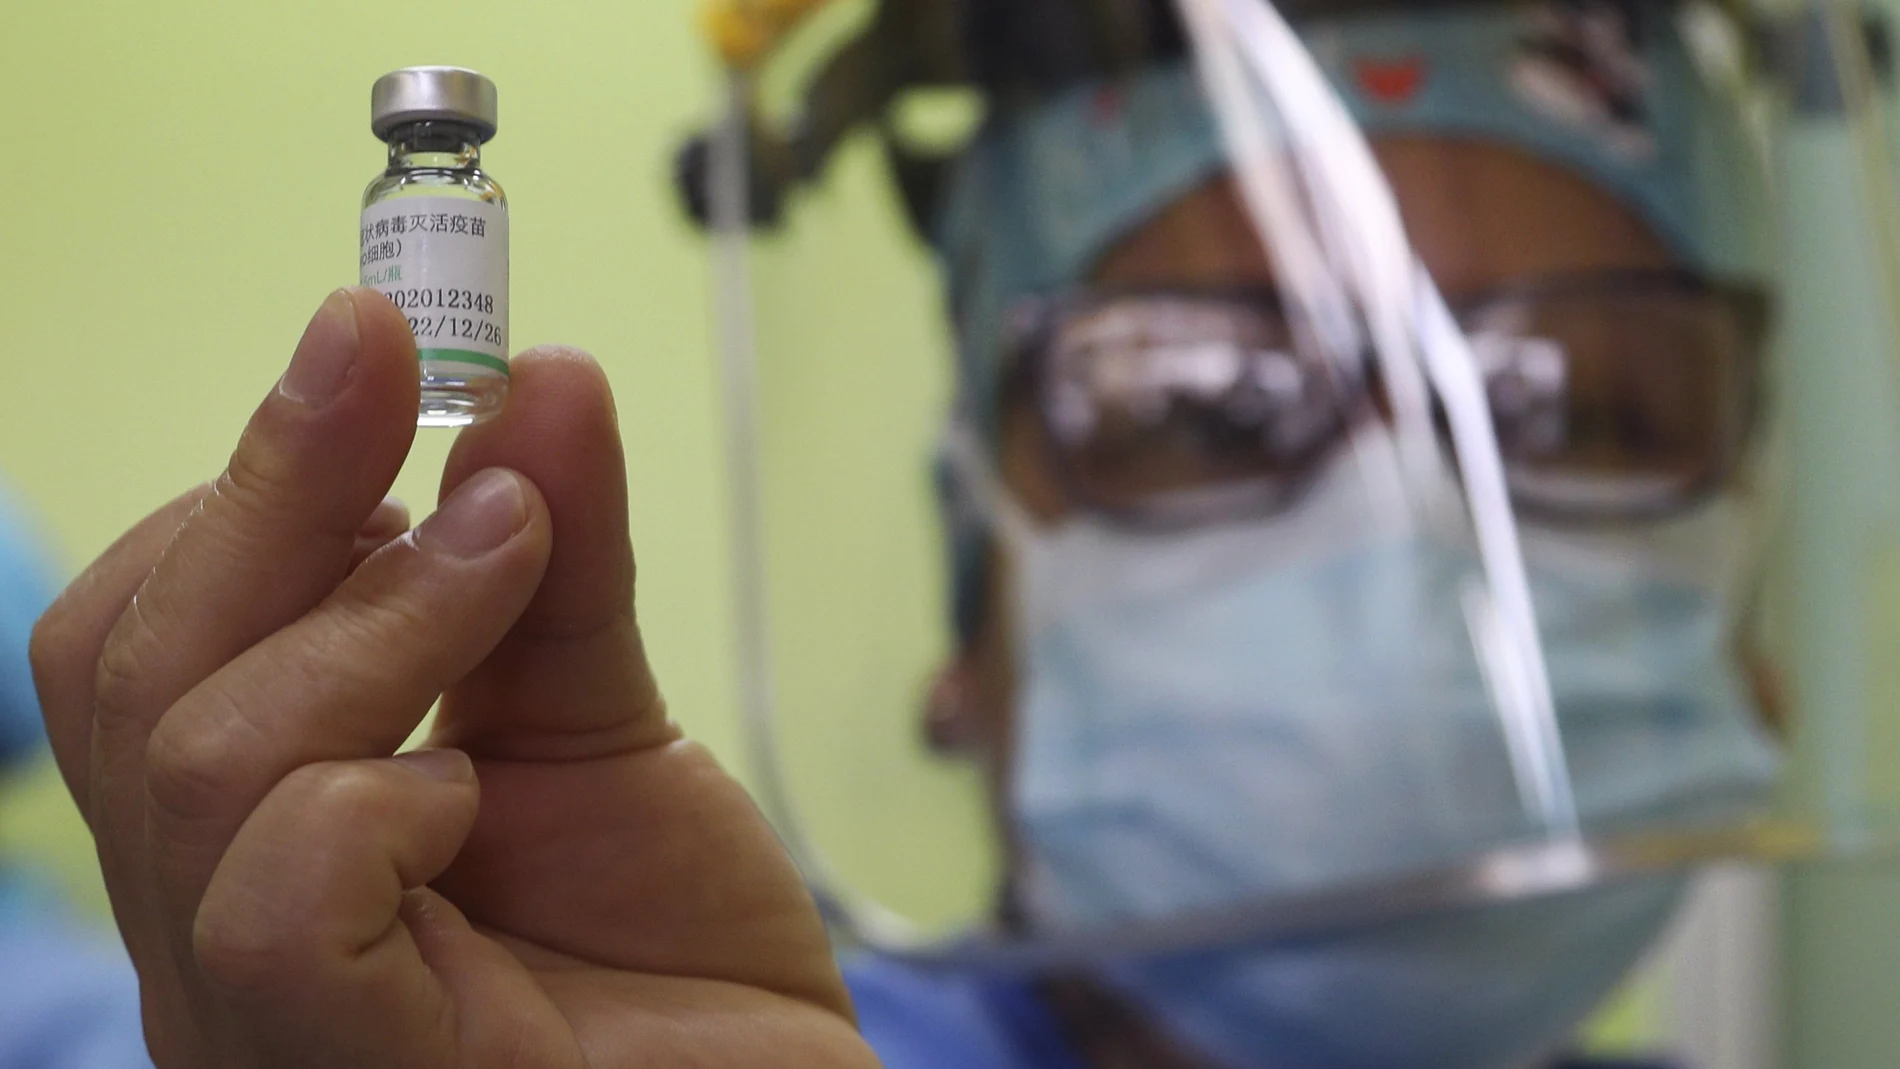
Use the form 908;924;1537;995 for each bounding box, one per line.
371;66;498;142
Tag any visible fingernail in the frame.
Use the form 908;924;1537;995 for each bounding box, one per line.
279;290;360;407
393;748;474;783
417;470;528;557
365;496;411;533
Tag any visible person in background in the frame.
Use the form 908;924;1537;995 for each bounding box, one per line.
819;3;1780;1066
0;486;150;1069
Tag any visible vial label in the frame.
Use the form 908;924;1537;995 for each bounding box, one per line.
359;196;510;375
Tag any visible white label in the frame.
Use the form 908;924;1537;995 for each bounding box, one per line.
359;195;510;376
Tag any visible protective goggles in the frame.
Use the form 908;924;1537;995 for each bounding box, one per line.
1002;269;1770;528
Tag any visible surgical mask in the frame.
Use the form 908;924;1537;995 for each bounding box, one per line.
987;451;1781;1067
1102;877;1687;1069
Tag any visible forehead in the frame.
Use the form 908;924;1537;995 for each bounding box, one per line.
1089;135;1677;296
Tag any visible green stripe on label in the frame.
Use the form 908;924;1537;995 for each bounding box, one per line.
418;349;510;375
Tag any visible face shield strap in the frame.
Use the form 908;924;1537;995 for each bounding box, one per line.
940;423;1044;549
932;441;999;647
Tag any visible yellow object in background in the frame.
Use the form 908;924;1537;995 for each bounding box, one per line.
701;0;844;68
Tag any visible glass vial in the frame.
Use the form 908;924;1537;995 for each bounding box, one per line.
362;66;510;428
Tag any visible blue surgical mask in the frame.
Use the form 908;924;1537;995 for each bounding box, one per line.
991;458;1781;1068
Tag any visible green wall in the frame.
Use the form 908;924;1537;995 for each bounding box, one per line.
0;0;989;929
11;1;1900;1063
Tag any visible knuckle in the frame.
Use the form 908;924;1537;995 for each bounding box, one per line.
191;763;396;998
91;647;141;732
27;610;72;711
216;440;362;545
193;892;300;998
299;762;402;827
90;595;168;732
144;702;258;825
323;580;439;662
218;433;301;513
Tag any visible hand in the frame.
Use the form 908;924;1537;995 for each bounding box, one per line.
30;289;880;1068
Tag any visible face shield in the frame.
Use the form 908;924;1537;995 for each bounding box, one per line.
680;0;1900;1036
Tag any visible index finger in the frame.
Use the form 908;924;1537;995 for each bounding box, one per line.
84;290;418;901
30;485;209;811
431;348;675;761
30;491;412;822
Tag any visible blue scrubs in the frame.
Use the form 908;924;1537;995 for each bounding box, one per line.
0;875;151;1069
848;955;1089;1069
846;956;1684;1069
0;487;54;766
0;488;152;1067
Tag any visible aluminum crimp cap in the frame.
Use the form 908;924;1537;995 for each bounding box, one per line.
371;66;498;142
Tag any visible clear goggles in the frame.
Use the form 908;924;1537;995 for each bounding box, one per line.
1002;270;1771;528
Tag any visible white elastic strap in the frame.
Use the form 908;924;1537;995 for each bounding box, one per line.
940;422;1043;549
